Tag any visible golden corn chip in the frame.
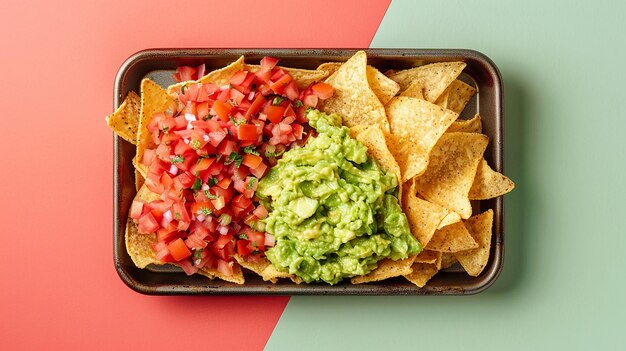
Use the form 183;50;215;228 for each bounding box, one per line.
348;124;368;139
354;125;402;201
317;62;342;75
414;132;488;218
351;256;416;284
125;185;161;269
135;79;176;178
106;91;140;144
366;66;400;105
318;63;399;104
235;255;297;284
246;64;330;90
440;253;458;269
469;159;515;200
414;249;440;264
455;210;494;276
321;51;389;132
447;114;482;133
434;79;476;114
135;168;145;191
261;264;302;284
426;221;478;253
401;179;449;246
386;97;458;181
437;211;461;229
199;264;245;285
404;263;439;288
392;62;466;102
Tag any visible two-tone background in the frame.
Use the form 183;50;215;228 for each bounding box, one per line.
1;1;624;349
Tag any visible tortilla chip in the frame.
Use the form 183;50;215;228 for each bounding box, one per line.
404;263;439;288
385;97;458;181
318;63;399;104
351;256;416;284
355;126;402;200
202;264;245;284
447;114;482;133
366;66;400;105
261;264;302;284
401;179;449;246
426;221;478;253
234;255;288;283
469;159;515;200
414;132;488;218
440;253;458;269
317;62;342;75
125;217;159;269
437;211;461;229
106;91;140;144
321;51;389;132
348;124;369;139
246;64;330;90
135;79;176;178
135;168;145;191
455;210;494;276
434;79;476;114
125;185;161;268
392;62;466;103
414;250;440;264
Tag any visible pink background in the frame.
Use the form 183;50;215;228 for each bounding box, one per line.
0;0;390;349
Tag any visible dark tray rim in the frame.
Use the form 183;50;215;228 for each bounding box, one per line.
113;48;504;296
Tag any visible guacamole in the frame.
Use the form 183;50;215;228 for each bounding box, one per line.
257;110;421;284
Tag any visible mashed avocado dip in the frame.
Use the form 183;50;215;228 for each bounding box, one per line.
257;110;421;284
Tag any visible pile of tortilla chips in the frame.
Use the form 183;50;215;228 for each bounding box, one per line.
106;51;514;288
318;51;514;287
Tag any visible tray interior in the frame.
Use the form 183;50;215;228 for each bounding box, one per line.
114;49;504;295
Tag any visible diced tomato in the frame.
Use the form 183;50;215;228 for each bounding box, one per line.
242;154;263;169
284;81;299;101
130;200;144;220
216;178;232;190
237;124;258;141
236;240;252;256
245;228;266;252
269;74;293;94
265;105;285;124
250;162;268;178
212;100;233;122
232;194;252;210
168;238;192;261
260;56;279;71
191;157;214;174
311;82;334;100
252;204;268;219
303;94;318;107
173;66;196;82
137;212;159;234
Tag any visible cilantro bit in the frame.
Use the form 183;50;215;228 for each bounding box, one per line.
208;177;218;186
171;155;185;164
272;96;285;105
194;248;203;260
219;213;232;226
225;151;243;168
230;116;245;126
239;233;248;240
247;177;257;189
204;189;218;199
162;126;170;133
181;84;187;94
192;178;202;191
190;139;201;150
199;207;212;216
251;250;260;255
243;146;259;155
294;99;303;107
174;212;181;220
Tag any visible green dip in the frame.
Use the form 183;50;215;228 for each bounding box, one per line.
257;110;421;284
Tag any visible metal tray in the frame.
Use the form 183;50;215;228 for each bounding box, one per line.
113;49;504;295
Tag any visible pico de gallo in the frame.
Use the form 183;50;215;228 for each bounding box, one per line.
129;57;334;276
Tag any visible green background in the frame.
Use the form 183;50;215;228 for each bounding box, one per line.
266;1;626;349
